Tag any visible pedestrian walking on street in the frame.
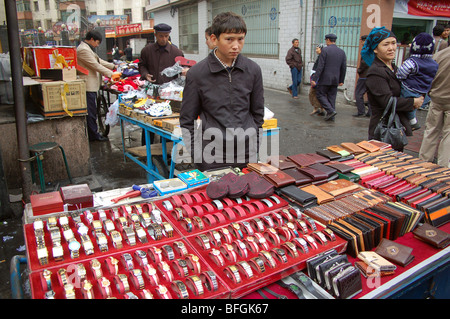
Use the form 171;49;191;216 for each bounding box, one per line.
353;35;371;118
396;33;439;131
419;46;450;168
309;44;325;115
311;34;347;121
285;38;303;99
362;27;424;151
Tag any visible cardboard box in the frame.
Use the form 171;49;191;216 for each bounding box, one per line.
262;118;278;129
161;118;180;132
38;80;87;117
23;46;79;77
40;68;77;82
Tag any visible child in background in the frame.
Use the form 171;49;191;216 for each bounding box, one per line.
396;33;439;130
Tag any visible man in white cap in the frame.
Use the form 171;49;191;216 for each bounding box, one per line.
139;23;185;84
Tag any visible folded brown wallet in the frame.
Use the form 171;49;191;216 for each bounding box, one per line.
282;168;313;186
298;166;329;181
301;184;334;204
263;170;296;188
308;163;338;178
287;153;317;167
267;155;297;170
354;261;395;278
356;141;381;153
413;223;450;249
316;149;342;161
375;238;414;267
247;162;278;175
341;142;366;155
325;161;354;174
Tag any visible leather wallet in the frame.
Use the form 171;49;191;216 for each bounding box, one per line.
375;238;414;267
306;249;338;283
357;251;397;272
354;261;395;278
287;153;317;167
318;179;361;197
327;145;351;157
298;166;329;181
341;142;366;155
247;162;279;175
325;161;354;174
316;149;342;160
263;170;296;188
267;155;297;170
301;185;334;204
308;163;337;178
279;185;317;207
413;223;450;249
331;265;362;299
282;168;313;186
356;140;381;153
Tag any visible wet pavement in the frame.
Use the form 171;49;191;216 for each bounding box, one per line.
0;85;429;299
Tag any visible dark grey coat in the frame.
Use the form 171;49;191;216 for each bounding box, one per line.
180;51;265;171
311;44;346;85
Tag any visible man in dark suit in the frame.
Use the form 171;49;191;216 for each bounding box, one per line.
311;34;347;121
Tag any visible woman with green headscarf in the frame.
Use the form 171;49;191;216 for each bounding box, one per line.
363;27;424;149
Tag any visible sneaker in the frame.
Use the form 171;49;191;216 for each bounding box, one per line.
411;123;421;131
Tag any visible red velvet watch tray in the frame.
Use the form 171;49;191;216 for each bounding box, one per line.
25;203;183;273
29;238;230;299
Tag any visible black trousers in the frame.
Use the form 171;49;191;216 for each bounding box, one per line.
315;85;338;114
355;78;371;115
86;91;100;140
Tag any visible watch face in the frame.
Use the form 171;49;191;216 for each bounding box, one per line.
178;259;187;267
158;285;168;294
69;240;81;251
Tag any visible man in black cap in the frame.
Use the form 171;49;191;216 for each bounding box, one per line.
138;23;185;84
311;33;347;121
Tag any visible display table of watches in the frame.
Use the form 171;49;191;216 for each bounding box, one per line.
26;190;347;299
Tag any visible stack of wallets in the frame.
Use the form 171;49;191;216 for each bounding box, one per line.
306;249;362;299
177;169;209;188
355;251;396;278
326;201;423;257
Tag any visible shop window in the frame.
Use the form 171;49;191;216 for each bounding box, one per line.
211;0;280;58
179;3;199;54
312;0;363;66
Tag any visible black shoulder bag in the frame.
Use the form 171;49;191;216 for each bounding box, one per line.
373;96;408;150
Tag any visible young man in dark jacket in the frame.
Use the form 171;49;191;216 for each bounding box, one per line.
180;12;265;172
285;38;303;99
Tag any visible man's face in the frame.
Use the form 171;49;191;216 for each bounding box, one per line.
211;32;246;64
205;32;215;50
86;38;101;48
293;40;299;48
155;31;170;46
442;28;450;39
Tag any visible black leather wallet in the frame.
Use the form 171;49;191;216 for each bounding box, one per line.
279;185;317;206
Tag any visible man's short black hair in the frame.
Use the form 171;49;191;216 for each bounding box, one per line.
433;24;445;36
205;26;212;36
85;30;103;43
292;38;299;44
211;12;247;39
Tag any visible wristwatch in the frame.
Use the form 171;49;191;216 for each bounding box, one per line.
162;244;175;260
162;200;174;211
172;207;184;221
148;223;163;240
254;233;270;251
161;222;174;238
139;212;152;228
97;209;107;221
124;292;139;299
81;280;94;299
90;258;103;279
229;222;244;239
95;232;109;252
192;216;205;231
280;209;294;223
105;256;119;275
77;223;89;237
172;280;189;299
135;250;149;267
282;241;299;258
36;244;49;266
46;216;57;230
76;263;87;281
262;215;275;228
173;241;188;257
241;221;255;236
302;216;317;231
180;217;193;232
196;234;211;250
116;216;128;231
276;226;293;242
68;239;81;259
156;284;172;299
44;290;55;299
251;218;265;232
58;268;68;286
42;269;52;290
249;256;266;273
244;236;260;253
157;261;174;282
64;283;76;299
143;264;159;286
140;289;154;299
114;274;130;294
293;237;309;254
271;247;288;263
209;248;225;267
209;230;222;246
187;275;204;296
150;204;163;224
110;230;123;249
122;226;136;246
237;260;254;279
103;219;115;235
224;265;242;284
200;270;219;292
304;235;318;249
219;227;233;244
312;231;328;246
98;276;112;299
135;226;148;243
270;212;284;227
173;258;189;277
148;246;163;263
286;222;300;238
220;243;237;263
52;243;64;262
128;213;140;227
130;269;145;290
258;250;277;268
80;234;94;255
186;254;201;273
232;239;248;258
121;253;134;271
322;228;336;241
264;227;281;246
91;220;103;234
111;207;120;220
